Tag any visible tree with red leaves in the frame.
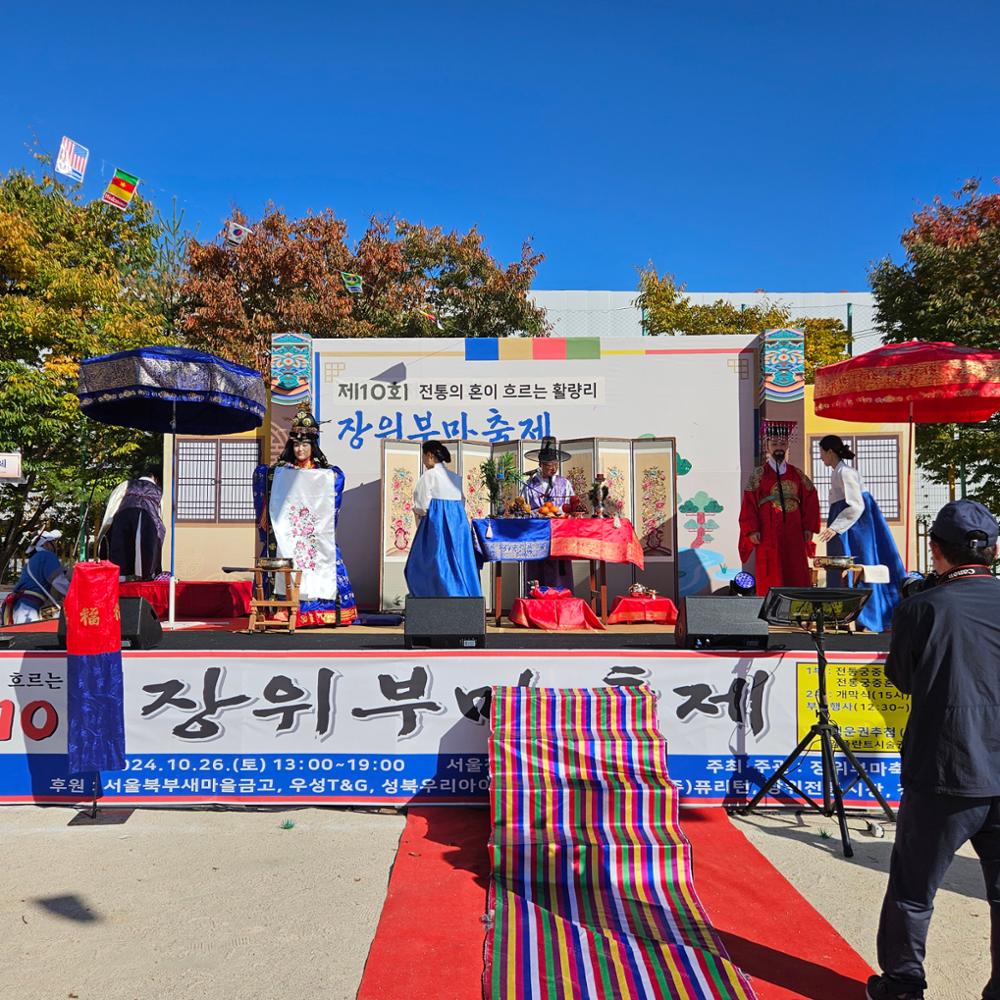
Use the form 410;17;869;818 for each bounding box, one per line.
870;178;1000;511
182;207;549;369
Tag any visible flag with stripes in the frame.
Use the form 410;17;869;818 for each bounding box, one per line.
101;168;140;211
55;136;89;183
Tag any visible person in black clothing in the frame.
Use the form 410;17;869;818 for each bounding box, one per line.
867;499;1000;1000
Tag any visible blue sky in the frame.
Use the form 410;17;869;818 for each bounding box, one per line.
2;2;998;291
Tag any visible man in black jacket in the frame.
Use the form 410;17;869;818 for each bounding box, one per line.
868;500;1000;1000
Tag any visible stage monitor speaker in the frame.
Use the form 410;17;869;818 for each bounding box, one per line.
57;596;163;650
675;596;768;650
404;597;486;649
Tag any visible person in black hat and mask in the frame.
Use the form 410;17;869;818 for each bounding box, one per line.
868;499;1000;1000
521;437;576;590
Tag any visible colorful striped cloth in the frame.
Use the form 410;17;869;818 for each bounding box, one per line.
486;686;756;999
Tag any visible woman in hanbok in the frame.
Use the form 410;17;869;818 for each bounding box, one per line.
404;441;482;598
817;434;905;633
252;406;357;626
1;531;71;625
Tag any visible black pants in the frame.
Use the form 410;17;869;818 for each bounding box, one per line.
104;509;163;580
877;788;1000;996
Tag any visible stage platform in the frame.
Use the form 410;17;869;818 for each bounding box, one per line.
0;617;889;653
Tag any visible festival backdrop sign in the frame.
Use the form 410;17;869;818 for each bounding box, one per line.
311;336;760;607
0;650;905;807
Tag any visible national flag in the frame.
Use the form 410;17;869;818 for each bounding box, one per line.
101;168;140;211
340;271;363;294
63;561;126;777
225;221;250;247
55;136;89;183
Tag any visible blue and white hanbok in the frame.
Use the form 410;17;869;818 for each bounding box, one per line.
825;461;905;633
404;464;482;598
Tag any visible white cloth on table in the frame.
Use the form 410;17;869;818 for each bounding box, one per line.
412;463;464;516
269;466;338;602
827;461;865;535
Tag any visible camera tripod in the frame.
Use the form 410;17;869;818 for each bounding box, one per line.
735;598;896;858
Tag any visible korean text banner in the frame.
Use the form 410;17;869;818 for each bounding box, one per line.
0;650;906;806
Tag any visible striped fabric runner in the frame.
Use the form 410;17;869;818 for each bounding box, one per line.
486;686;756;999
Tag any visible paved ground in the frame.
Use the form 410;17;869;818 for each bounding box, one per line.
2;803;993;999
733;810;993;1000
0;806;405;1000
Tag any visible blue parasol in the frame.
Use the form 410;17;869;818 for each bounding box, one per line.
77;346;266;623
78;346;265;434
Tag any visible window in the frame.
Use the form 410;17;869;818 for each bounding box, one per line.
176;438;260;522
809;435;901;522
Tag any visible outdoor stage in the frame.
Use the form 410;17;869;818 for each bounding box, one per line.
0;618;903;812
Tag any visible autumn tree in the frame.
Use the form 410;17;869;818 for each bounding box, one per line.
633;265;851;380
0;162;167;579
870;178;1000;510
182;208;549;366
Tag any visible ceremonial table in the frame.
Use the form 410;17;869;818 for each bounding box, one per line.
471;517;644;626
606;595;679;626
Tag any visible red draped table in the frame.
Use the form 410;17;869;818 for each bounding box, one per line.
606;595;679;626
118;580;253;620
509;597;606;632
550;517;644;624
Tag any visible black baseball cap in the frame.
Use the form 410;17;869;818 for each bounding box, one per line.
930;500;999;548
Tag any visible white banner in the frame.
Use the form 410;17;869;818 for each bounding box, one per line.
0;649;904;806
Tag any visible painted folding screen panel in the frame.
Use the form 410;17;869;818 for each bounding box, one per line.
453;440;494;604
632;437;678;600
379;440;423;610
561;439;597;515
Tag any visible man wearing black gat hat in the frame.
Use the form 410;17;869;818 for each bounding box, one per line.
521;437;577;590
868;500;1000;1000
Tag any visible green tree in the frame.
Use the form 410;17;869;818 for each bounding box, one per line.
634;265;850;380
182;209;549;367
0;161;166;579
870;179;1000;510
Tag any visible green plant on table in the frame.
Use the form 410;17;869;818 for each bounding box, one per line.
480;453;522;514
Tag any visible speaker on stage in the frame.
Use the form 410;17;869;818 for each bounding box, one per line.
57;596;163;650
404;597;486;649
675;595;768;650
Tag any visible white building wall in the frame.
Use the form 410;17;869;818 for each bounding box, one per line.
530;289;879;351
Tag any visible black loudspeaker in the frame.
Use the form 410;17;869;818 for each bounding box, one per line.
57;597;163;650
404;597;486;649
675;596;769;650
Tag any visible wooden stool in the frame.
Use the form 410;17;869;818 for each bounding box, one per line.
248;566;302;634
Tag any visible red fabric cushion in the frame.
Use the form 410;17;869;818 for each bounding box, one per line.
607;595;678;625
509;597;605;631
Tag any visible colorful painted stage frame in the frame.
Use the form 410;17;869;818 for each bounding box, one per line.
0;648;907;808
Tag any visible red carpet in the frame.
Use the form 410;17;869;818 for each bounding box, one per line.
357;808;493;1000
358;808;872;1000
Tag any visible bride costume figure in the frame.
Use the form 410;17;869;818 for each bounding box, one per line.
252;406;357;627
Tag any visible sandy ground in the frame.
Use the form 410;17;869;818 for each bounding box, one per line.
732;810;993;1000
0;806;404;1000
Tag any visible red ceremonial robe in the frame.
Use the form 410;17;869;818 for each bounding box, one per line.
738;461;820;595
